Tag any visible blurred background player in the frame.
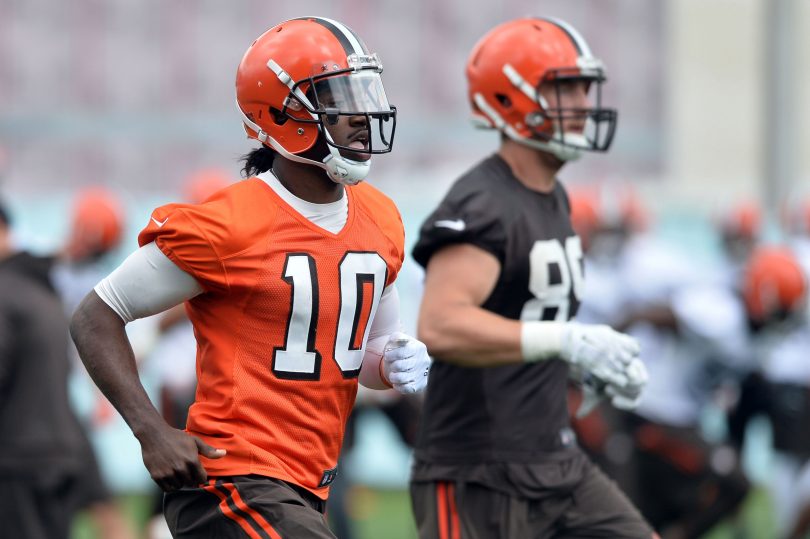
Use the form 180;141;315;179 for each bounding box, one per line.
0;199;96;538
716;200;763;289
410;17;652;538
572;188;754;538
728;247;810;539
53;187;125;313
54;188;140;539
71;17;431;538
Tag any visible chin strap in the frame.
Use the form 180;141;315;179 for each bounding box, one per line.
236;100;371;185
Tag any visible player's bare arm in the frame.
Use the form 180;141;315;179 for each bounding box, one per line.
419;242;646;403
71;292;225;492
418;243;522;366
70;242;227;491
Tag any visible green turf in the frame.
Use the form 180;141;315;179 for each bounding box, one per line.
348;487;418;539
71;486;778;539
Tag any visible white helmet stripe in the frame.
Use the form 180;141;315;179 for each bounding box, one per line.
503;64;547;107
538;16;594;58
266;59;321;120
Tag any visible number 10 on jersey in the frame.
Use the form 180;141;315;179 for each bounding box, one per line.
272;252;388;380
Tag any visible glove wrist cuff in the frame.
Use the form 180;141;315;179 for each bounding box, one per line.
379;356;394;389
521;321;565;362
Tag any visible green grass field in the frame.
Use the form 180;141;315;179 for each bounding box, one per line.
71;486;786;539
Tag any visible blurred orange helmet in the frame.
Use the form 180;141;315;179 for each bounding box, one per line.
183;168;232;204
466;17;617;161
235;17;396;185
600;184;649;232
65;187;124;261
568;187;600;242
721;200;761;240
743;247;807;322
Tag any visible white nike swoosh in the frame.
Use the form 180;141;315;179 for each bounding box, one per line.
151;216;169;228
434;219;466;231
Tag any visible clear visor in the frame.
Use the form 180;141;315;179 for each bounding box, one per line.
284;68;397;156
313;71;391;114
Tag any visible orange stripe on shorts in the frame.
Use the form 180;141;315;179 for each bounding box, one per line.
436;482;449;539
222;482;283;539
203;481;264;539
447;482;460;539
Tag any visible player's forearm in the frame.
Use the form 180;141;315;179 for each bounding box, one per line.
418;304;523;367
358;335;391;389
70;291;165;438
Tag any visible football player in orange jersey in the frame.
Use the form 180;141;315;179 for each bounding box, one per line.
70;17;430;538
409;18;654;538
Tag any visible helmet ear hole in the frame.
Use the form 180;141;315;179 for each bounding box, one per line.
495;93;512;108
270;107;288;126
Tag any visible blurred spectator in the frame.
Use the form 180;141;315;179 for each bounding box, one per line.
0;199;96;538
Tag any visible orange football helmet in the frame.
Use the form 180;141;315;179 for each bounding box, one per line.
743;247;807;323
183;168;232;204
567;187;600;250
65;187;124;261
466;17;617;161
236;17;396;185
721;200;761;240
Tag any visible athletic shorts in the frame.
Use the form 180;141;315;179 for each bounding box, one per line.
0;471;80;539
164;475;335;539
410;460;654;539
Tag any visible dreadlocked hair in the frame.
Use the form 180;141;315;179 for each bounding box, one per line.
240;145;277;178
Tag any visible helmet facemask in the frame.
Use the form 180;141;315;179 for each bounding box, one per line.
481;58;617;162
528;67;617;160
278;54;397;184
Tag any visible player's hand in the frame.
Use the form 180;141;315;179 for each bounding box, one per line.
383;331;431;394
604;357;648;410
560;322;640;387
576;358;648;417
137;424;226;492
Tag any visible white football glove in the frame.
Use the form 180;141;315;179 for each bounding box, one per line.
604;357;648;410
382;332;431;394
560;322;640;388
576;357;649;417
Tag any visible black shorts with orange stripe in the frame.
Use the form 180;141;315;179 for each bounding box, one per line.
163;475;335;539
410;459;654;539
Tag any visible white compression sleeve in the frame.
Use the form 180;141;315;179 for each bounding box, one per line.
520;320;566;362
94;242;204;323
359;285;402;389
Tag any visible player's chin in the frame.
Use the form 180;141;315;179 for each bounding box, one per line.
338;149;372;162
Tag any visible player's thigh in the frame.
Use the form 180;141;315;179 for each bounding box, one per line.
559;462;655;539
411;480;557;539
165;476;335;539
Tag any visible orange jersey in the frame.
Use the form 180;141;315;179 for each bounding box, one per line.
139;178;404;499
